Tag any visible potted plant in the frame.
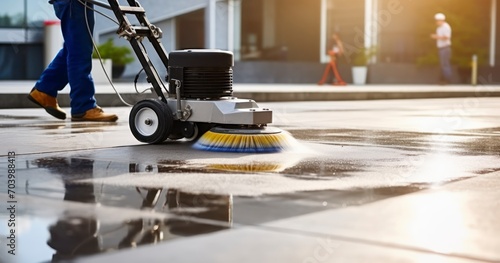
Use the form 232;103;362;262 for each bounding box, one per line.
92;38;134;79
351;46;376;85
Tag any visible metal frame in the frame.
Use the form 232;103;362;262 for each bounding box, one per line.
86;0;273;127
87;0;171;102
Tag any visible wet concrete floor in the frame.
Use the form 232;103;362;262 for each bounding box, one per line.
0;98;499;263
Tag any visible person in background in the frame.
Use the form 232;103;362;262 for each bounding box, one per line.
28;0;118;122
318;33;347;86
431;12;453;85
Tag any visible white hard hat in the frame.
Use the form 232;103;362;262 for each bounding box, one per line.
435;13;446;21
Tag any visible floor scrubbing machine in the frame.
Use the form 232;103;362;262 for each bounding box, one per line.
90;0;290;152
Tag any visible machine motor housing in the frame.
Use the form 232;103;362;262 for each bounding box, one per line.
168;49;234;100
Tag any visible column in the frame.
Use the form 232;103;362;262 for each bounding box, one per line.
262;0;276;49
206;0;217;49
364;0;378;63
320;0;328;63
232;0;242;60
490;0;497;67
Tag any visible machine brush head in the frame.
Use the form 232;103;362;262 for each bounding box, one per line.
193;126;297;153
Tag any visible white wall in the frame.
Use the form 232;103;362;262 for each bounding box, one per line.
95;0;234;78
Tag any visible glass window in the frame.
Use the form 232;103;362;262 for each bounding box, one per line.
0;44;43;80
27;0;58;28
0;0;59;28
324;0;365;63
0;1;25;28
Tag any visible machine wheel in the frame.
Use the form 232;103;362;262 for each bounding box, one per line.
168;122;200;141
183;122;199;141
195;123;214;137
129;99;173;144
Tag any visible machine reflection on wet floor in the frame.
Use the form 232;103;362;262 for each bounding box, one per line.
29;157;232;261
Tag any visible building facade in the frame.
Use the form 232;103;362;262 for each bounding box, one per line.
0;0;57;80
2;0;499;83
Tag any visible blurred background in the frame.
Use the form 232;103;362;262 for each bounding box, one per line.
1;0;498;84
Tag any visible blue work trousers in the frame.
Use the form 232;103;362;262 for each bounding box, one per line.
35;0;96;115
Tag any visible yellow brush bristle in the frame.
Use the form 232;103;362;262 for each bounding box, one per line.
193;129;297;153
208;163;284;172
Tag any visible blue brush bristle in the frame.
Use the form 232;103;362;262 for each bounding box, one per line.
193;143;282;153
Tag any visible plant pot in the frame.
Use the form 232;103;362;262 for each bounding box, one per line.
112;64;126;79
91;59;112;84
352;66;368;85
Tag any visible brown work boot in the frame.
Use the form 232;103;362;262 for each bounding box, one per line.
27;88;66;120
71;107;118;122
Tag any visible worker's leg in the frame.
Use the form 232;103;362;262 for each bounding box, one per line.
439;46;453;83
318;63;332;85
34;0;72;97
34;46;69;97
59;0;97;115
331;61;346;85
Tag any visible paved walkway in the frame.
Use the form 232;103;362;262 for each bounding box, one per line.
1;98;499;263
1;81;500;108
